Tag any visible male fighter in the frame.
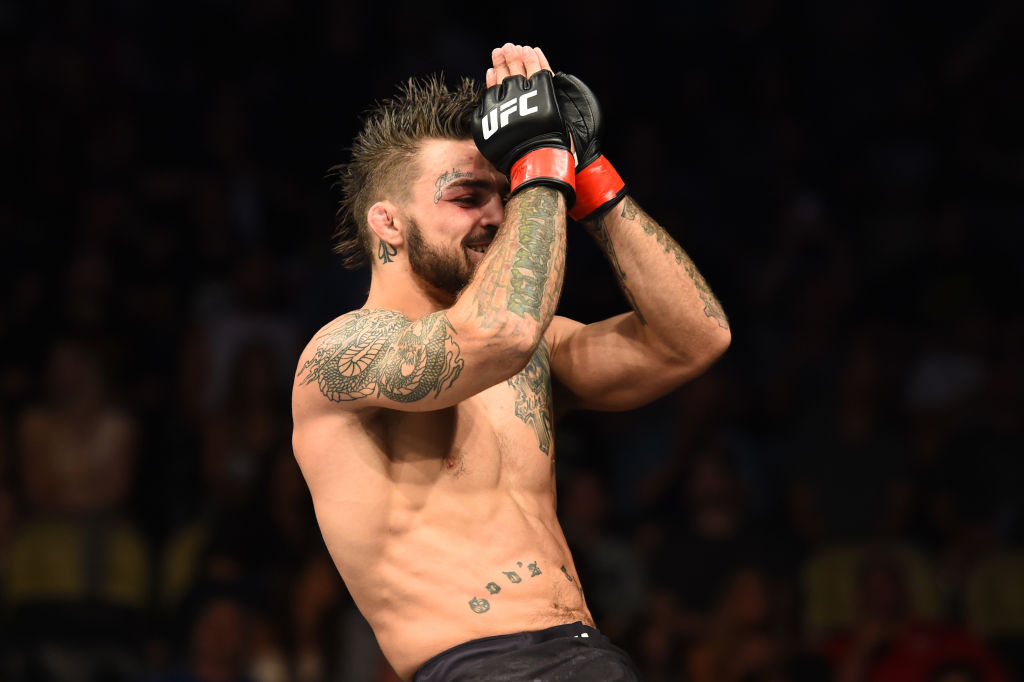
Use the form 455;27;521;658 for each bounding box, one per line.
292;44;731;681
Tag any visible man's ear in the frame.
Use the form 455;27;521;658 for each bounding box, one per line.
367;201;405;250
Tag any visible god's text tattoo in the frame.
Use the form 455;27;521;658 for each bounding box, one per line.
468;559;543;614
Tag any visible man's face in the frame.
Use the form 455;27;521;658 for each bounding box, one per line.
399;138;507;297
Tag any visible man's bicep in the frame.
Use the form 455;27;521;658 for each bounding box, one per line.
294;308;512;413
548;313;698;412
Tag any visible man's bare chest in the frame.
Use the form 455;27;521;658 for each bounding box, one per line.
376;342;555;483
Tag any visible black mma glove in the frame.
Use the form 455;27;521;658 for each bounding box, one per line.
553;72;628;221
473;70;575;203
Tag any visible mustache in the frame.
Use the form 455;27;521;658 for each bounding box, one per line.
462;226;498;246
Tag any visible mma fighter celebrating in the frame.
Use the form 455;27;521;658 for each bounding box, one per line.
291;44;731;681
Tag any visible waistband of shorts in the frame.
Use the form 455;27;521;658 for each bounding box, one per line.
413;621;604;682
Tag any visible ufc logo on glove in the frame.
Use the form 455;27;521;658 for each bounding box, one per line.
480;91;538;139
473;70;576;203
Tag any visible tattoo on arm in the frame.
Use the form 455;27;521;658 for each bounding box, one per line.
585;214;648;325
507;189;561;320
297;309;465;403
433;168;473;203
507;341;553;455
377;239;397;264
473;187;565;329
620;198;730;329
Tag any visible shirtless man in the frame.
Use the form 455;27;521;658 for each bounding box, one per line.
291;44;731;681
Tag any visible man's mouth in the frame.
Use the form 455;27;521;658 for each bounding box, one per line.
465;242;490;255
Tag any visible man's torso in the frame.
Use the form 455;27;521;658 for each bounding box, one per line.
292;336;592;680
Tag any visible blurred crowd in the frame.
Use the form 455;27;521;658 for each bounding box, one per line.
1;1;1022;681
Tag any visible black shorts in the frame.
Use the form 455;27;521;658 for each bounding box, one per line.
413;621;642;682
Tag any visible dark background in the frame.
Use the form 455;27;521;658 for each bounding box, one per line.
1;1;1022;681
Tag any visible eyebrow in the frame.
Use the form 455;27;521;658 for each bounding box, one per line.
441;178;494;192
442;177;512;197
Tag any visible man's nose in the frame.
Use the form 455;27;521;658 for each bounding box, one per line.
481;194;504;228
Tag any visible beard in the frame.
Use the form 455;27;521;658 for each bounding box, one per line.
405;216;474;298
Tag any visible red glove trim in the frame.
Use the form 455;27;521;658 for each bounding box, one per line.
510;148;576;195
569;155;626;221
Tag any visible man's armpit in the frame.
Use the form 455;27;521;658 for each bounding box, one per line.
297;309;465;404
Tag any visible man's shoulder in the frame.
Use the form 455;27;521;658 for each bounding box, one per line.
315;307;411;338
298;308;411;362
292;308;415;410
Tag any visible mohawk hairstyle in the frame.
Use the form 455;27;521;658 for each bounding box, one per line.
329;74;481;269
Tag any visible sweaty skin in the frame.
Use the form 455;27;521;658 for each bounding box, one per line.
294;43;730;681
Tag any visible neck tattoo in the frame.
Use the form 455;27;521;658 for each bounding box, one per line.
378;239;397;264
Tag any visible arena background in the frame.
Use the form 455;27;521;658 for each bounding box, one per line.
1;1;1022;681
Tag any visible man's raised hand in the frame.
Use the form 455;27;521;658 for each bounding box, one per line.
553;73;628;222
473;44;574;203
486;44;552;87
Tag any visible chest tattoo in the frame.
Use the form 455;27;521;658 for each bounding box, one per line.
506;341;553;455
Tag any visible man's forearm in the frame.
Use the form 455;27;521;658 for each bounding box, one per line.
585;196;730;350
459;186;567;343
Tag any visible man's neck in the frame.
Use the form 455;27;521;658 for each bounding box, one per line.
364;269;455;320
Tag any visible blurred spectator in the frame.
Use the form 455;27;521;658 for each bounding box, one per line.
687;567;829;682
153;588;262;682
159;342;321;681
0;416;14;575
801;543;942;639
18;338;135;515
562;468;646;640
928;662;988;682
290;553;344;682
3;339;147;681
200;342;290;515
964;550;1024;680
821;552;1009;682
787;338;911;541
161;341;293;612
183;251;300;419
647;444;776;640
